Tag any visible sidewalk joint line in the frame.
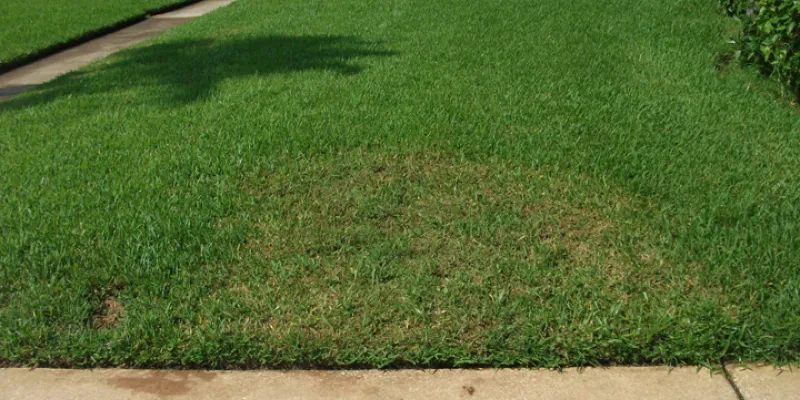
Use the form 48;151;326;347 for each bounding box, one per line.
721;360;746;400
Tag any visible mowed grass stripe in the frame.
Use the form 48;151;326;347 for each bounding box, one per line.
0;0;798;368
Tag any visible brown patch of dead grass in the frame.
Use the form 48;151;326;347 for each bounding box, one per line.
95;296;125;329
223;150;705;344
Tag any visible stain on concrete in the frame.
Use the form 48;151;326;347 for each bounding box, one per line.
305;371;370;398
106;371;216;397
462;384;476;395
362;385;381;396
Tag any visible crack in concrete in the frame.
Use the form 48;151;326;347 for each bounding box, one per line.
721;361;747;400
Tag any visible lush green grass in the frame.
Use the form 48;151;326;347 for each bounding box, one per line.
1;0;799;368
0;0;193;67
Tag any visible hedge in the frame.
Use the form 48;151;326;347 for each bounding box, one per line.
723;0;800;102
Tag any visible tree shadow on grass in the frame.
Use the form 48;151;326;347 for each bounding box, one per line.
0;35;397;111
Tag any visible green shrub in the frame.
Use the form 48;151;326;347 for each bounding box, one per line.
720;0;754;15
723;0;800;101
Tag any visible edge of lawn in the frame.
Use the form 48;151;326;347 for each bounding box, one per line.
0;0;205;75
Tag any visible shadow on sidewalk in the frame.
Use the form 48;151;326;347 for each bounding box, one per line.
0;35;397;111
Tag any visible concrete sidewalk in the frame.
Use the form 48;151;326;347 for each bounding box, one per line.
0;0;237;100
1;365;796;399
0;366;746;400
726;364;800;400
2;365;796;400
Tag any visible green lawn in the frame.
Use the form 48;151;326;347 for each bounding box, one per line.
0;0;194;67
1;0;799;368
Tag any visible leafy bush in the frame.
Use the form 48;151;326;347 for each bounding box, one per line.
720;0;755;15
723;0;800;101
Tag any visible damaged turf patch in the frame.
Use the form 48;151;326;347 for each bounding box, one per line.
200;150;728;366
94;296;125;329
249;151;658;279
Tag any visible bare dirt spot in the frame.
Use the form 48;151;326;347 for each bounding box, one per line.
106;371;216;397
94;296;125;329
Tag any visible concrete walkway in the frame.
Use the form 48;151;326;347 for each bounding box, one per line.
2;365;795;399
727;364;800;400
0;0;236;100
0;366;758;400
